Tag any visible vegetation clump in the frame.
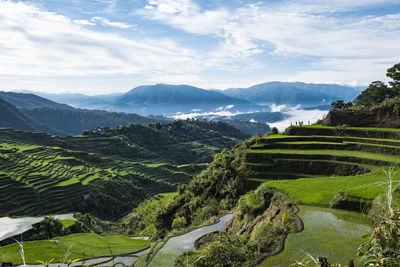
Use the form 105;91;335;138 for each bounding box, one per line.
174;187;300;266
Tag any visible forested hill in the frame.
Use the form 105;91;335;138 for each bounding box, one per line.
20;107;157;136
0;97;63;135
0;97;40;132
0;91;74;110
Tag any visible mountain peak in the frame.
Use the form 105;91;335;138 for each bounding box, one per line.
117;84;248;105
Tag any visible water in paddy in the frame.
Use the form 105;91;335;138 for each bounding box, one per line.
148;214;233;267
0;214;74;241
259;205;373;266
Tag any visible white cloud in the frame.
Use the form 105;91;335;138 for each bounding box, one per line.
73;19;95;26
140;0;400;85
91;16;134;29
0;1;204;79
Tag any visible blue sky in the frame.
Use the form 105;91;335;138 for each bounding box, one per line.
0;0;399;94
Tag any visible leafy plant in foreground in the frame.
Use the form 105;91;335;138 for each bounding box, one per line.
357;209;400;266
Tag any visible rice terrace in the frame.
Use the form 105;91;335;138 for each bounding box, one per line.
1;0;400;266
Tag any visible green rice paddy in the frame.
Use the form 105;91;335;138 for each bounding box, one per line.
0;233;150;264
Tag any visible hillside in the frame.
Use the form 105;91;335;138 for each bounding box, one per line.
0;98;41;132
0;91;73;110
0;120;247;219
223;82;362;106
20;107;157;136
0;98;63;135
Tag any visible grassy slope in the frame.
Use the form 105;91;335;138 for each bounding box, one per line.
123;192;177;235
0;233;149;264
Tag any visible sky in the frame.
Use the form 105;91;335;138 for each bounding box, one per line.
0;0;399;95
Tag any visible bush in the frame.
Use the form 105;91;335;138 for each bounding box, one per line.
175;233;251;267
172;216;187;229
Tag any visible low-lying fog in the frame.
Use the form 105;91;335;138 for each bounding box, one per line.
170;104;328;132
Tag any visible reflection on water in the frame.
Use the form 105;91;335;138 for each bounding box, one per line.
259;205;372;267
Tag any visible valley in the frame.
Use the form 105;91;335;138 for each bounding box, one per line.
0;67;399;266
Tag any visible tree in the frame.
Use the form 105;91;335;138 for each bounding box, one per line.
387;63;400;94
354;81;394;107
331;100;345;110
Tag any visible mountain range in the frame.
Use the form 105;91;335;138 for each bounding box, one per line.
223;82;363;105
29;82;362;115
0;81;363;136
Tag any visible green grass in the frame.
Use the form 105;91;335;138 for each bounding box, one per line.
298;125;400;132
246;149;400;163
261;167;400;205
0;233;150;264
262;134;400;144
60;219;75;229
123;192;178;236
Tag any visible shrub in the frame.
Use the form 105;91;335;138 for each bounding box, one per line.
172;216;187;229
358;209;400;266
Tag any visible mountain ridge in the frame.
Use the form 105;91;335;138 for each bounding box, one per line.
117;84;249;105
222;81;363;105
0;91;74;110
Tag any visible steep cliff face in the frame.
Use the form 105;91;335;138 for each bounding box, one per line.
322;108;400;128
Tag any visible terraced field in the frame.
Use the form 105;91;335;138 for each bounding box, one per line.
244;125;400;206
0;120;246;218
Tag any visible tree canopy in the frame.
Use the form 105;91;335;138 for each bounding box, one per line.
350;63;400;108
354;81;394;107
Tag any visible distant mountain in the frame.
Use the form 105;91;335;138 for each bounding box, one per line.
117;84;249;105
23;91;122;110
0;91;74;110
20;107;158;136
222;82;363;106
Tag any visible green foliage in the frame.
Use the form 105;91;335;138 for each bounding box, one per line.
351;62;400;108
122;192;177;235
32;217;64;239
354;81;394;107
172;216;187;229
331;100;353;110
358;209;400;266
331;100;345;110
387;63;400;94
175;233;251;267
270;127;279;135
250;221;284;254
153;144;249;239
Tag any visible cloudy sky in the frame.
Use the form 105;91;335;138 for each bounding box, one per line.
0;0;399;94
